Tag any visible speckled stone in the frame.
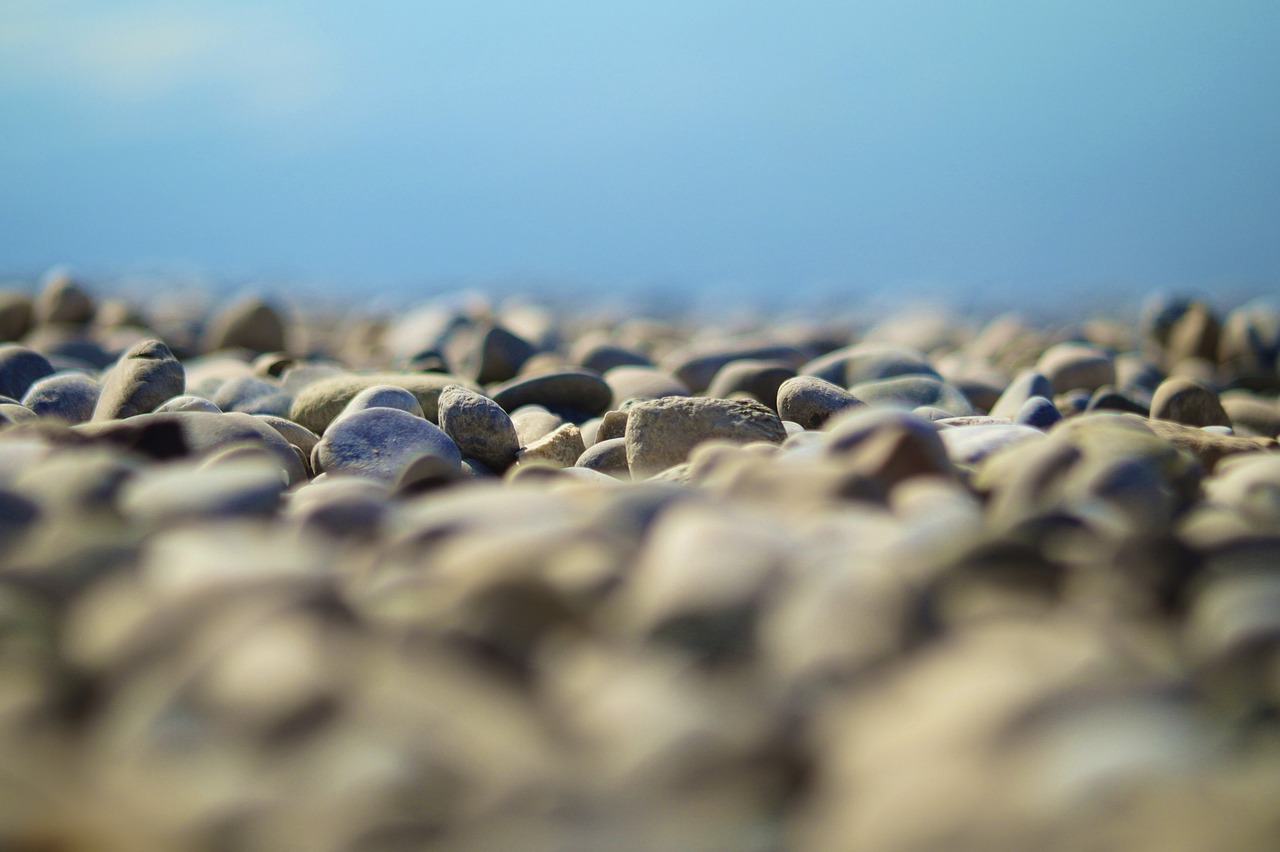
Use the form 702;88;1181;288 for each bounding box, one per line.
776;375;862;430
21;372;100;423
437;384;520;473
625;396;787;478
314;406;461;481
93;339;185;421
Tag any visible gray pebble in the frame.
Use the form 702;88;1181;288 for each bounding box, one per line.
988;369;1053;419
776;375;862;430
154;395;222;414
576;436;630;479
93;339;185;420
437;384;520;473
515;422;586;470
662;343;810;393
21;372;100;423
706;359;796;408
849;375;975;415
333;384;424;424
1150;376;1231;428
1014;396;1062;430
211;375;294;417
801;342;939;387
202;296;287;354
0;344;55;400
490;369;613;418
288;372;477;434
315;406;461;481
604;366;690;402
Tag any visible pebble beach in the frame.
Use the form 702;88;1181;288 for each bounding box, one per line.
2;271;1280;850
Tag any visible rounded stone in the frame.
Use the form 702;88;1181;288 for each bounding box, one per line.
515;422;585;469
801;342;939;387
776;375;862;430
1086;386;1150;416
661;343;811;393
202;296;287;354
0;291;33;341
576;436;630;479
1221;393;1280;438
33;271;95;326
288;372;478;434
988;369;1054;420
21;372;100;423
575;342;651;373
625;396;787;478
848;375;975;415
0;345;55;400
1150;377;1231;428
333;384;424;423
604;366;690;402
1036;342;1116;395
939;423;1045;466
315;407;461;481
490;369;612;418
437;384;520;473
1014;396;1062;430
466;325;536;384
705;359;796;409
93;339;185;421
154;395;221;414
211;375;293;417
119;460;287;527
824;407;954;485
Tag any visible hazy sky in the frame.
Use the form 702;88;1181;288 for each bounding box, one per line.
2;1;1278;306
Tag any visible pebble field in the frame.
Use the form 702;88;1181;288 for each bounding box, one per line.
2;273;1280;850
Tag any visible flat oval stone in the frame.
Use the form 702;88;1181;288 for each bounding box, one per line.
1150;376;1231;427
662;343;810;393
211;375;293;417
625;396;787;478
1086;386;1150;416
776;375;862;430
801;342;940;387
849;375;975;415
1036;342;1116;394
1014;396;1062;430
93;339;185;421
21;372;100;423
288;372;477;434
939;423;1045;466
490;369;612;418
437;384;520;473
120;460;286;527
0;345;54;400
604;366;689;402
574;341;651;373
1221;393;1280;438
315;407;461;481
824;407;954;485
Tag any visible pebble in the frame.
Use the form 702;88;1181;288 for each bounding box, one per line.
574;341;651;373
776;375;862;429
988;369;1054;419
32;271;95;325
210;374;293;417
848;375;975;415
154;395;221;414
314;407;461;481
939;423;1045;466
288;372;476;433
0;344;55;399
1014;395;1062;430
661;342;811;393
21;372;100;423
705;359;796;408
514;422;586;469
1221;393;1280;438
625;396;788;478
201;296;287;354
802;342;940;387
1150;376;1232;427
465;324;536;384
332;383;424;423
119;459;287;528
576;436;630;479
595;409;630;442
489;368;612;418
1086;385;1150;415
603;365;690;402
0;291;33;341
93;339;185;420
825;407;955;485
437;384;520;473
1035;341;1116;394
510;405;565;445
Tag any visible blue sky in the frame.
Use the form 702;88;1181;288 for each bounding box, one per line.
2;1;1278;308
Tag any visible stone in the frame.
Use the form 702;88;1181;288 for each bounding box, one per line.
574;341;651;373
93;339;185;421
253;415;320;463
1144;418;1274;473
939;423;1045;466
466;324;536;384
988;369;1053;419
1219;302;1280;386
1150;377;1231;427
825;407;954;486
603;366;690;402
32;271;95;325
202;296;287;354
0;403;37;424
21;372;100;423
332;384;424;424
848;375;975;415
595;409;630;442
1086;386;1149;415
1165;300;1220;365
287;477;392;540
775;375;862;430
510;405;564;446
801;342;939;387
1221;393;1280;439
437;384;520;473
119;459;287;528
705;359;796;409
1035;342;1116;394
1013;396;1062;430
515;422;585;469
625;396;788;478
154;395;221;414
490;369;612;419
0;345;54;400
662;342;811;393
0;291;33;341
206;375;291;417
288;372;477;434
1115;354;1164;398
314;407;461;481
576;436;630;479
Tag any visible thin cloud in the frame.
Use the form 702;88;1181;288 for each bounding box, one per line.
0;1;339;120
